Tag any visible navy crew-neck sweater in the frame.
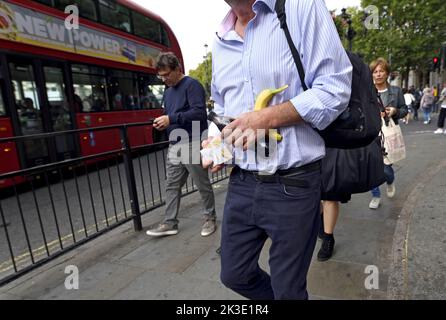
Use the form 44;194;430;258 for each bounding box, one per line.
164;76;208;143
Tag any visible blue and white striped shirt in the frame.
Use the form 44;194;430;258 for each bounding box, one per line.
211;0;352;172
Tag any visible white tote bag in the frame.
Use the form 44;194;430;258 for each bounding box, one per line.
381;118;406;165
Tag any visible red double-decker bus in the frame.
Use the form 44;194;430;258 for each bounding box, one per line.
0;0;183;187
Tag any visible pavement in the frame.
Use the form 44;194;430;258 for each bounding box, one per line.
0;115;445;300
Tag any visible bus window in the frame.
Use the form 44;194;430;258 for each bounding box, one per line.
138;75;164;109
132;12;162;45
44;66;75;160
99;0;132;33
10;77;40;111
160;26;171;48
57;0;98;21
9;63;42;129
9;62;47;164
71;64;108;112
0;86;5;116
108;70;139;111
44;66;71;131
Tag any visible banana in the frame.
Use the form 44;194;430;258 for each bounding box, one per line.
254;85;289;111
254;85;288;142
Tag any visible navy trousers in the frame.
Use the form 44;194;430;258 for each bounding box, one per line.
220;166;321;300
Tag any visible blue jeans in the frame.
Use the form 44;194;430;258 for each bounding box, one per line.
423;106;432;122
220;166;321;300
371;164;395;198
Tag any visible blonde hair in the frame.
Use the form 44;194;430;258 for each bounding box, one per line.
369;57;390;74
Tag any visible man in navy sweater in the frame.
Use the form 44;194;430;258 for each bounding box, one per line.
146;52;217;237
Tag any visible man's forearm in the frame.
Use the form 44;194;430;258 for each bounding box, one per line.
175;108;206;125
265;101;304;129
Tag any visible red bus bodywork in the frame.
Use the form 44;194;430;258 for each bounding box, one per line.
1;0;184;74
0;118;22;187
77;110;164;156
0;0;183;187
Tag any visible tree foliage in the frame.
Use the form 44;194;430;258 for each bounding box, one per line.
336;0;446;85
188;53;212;99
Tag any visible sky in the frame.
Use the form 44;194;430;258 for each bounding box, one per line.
133;0;361;73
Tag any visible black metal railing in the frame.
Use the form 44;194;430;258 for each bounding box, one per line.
0;123;229;286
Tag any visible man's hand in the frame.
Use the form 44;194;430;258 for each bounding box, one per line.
201;138;224;173
153;115;169;131
222;109;272;150
220;102;300;150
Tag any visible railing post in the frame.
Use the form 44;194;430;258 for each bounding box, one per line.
120;126;142;231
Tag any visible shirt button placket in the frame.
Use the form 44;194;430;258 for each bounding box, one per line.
242;50;250;113
242;38;254;112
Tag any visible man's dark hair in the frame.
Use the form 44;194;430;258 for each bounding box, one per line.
156;52;181;71
24;97;34;107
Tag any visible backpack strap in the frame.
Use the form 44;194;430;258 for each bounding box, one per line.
274;0;308;91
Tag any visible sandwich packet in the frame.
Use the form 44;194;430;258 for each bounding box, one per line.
200;122;233;165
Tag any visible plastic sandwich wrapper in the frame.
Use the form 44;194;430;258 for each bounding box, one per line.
200;121;233;165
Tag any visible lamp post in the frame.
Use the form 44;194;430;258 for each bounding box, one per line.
340;8;356;52
441;42;446;85
203;43;210;98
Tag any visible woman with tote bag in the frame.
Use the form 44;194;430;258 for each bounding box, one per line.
420;87;435;124
368;58;408;209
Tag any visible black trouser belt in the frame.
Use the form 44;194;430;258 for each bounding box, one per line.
235;160;321;188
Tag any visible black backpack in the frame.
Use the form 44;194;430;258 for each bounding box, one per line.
275;0;382;149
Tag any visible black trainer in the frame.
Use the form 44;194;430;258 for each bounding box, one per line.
317;233;335;261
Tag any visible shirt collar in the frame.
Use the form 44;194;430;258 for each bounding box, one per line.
260;0;276;12
217;0;275;39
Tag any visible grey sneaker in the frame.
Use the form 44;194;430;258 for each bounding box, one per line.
146;223;178;237
386;183;396;198
369;197;381;209
201;219;216;237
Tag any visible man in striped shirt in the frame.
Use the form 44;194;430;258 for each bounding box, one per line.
205;0;352;299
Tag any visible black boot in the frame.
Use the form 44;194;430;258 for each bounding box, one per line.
317;233;335;261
